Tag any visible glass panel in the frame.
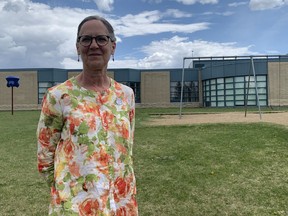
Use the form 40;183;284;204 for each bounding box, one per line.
235;100;244;105
235;77;244;82
257;82;266;88
247;101;256;105
245;76;255;82
217;78;224;84
211;91;216;96
226;96;234;100
258;95;267;100
235;89;244;94
217;84;224;89
211;79;216;84
225;89;234;95
39;82;53;87
38;93;45;97
247;95;256;100
170;81;198;103
257;76;266;81
225;83;233;89
217;96;224;101
211;96;216;101
211;102;217;107
235;95;244;100
235;82;244;88
226;101;234;106
246;88;255;94
247;82;255;88
218;102;225;107
217;90;224;96
225;77;233;83
170;82;177;87
39;88;47;94
170;82;181;102
211;85;216;90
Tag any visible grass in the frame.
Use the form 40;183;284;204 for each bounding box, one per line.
1;109;288;215
0;111;49;216
134;123;288;216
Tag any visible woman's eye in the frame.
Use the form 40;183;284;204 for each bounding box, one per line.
82;37;91;42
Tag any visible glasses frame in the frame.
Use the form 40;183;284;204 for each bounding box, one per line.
77;35;112;47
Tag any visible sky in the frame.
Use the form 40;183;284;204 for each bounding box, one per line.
0;0;288;69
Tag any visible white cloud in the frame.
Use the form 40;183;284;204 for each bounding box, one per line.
115;10;209;37
249;0;288;10
142;0;163;3
109;36;257;69
61;57;82;69
176;0;218;5
0;34;27;67
0;0;96;68
92;0;114;12
164;9;192;18
0;0;263;70
143;0;218;4
203;11;234;16
228;2;248;7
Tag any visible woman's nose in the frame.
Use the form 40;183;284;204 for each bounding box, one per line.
90;38;99;47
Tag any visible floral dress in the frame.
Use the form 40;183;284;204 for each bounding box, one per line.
37;77;138;216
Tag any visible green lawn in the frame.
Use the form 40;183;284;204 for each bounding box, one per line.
1;109;288;216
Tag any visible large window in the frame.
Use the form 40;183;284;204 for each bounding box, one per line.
170;81;199;102
203;75;267;107
39;81;141;104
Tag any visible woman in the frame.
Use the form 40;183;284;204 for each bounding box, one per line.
37;15;138;215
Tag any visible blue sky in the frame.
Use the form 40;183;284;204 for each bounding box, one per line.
0;0;287;69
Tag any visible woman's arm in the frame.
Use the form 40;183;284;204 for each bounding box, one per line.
36;90;63;187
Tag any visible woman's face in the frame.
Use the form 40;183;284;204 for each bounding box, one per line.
76;20;116;70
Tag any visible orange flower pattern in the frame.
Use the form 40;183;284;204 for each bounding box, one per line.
37;77;138;215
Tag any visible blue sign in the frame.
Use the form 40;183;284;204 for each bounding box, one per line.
6;76;20;88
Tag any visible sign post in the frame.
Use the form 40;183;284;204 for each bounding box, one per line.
6;76;20;115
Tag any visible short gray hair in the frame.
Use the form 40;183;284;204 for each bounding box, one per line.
77;15;116;42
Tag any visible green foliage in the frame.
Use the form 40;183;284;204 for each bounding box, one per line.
1;109;288;215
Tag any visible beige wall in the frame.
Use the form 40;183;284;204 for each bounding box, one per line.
268;62;288;106
68;71;115;79
0;71;38;109
141;71;170;104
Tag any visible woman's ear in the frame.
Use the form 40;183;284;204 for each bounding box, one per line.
76;43;80;54
112;41;116;52
76;44;81;62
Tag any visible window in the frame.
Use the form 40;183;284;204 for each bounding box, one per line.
203;76;267;107
170;81;199;102
38;82;56;104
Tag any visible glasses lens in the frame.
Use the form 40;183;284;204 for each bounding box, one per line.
79;35;110;47
80;36;92;46
96;36;109;46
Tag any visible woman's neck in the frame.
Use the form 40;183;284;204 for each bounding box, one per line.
76;70;111;92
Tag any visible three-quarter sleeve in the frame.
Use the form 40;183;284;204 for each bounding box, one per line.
129;91;135;136
37;90;63;187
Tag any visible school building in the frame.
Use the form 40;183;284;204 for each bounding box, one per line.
0;55;288;110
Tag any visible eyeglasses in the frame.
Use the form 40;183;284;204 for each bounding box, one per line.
77;35;111;47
